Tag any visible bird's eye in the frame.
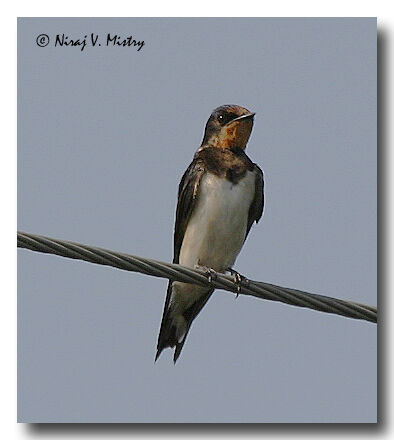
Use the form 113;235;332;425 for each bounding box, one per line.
217;112;235;125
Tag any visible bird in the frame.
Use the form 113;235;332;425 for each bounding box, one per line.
155;104;264;363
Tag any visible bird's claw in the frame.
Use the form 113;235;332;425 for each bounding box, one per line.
207;268;217;284
195;265;217;285
227;268;249;297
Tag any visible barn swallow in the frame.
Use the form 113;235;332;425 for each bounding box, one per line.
155;105;264;363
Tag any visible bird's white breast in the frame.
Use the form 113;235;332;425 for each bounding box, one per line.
179;170;256;272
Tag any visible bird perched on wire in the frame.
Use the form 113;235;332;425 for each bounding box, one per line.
155;104;264;363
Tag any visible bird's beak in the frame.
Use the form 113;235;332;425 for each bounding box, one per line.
226;112;256;125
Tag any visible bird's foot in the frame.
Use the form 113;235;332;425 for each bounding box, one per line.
195;264;217;285
226;268;249;297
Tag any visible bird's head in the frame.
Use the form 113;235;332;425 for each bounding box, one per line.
201;105;255;150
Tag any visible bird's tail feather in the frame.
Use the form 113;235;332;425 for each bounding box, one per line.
155;282;214;363
155;311;189;363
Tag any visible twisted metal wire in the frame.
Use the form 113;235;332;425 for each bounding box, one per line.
17;231;377;324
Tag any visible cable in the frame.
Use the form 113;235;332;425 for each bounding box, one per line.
17;231;377;324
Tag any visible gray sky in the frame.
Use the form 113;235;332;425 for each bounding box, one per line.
18;18;376;422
